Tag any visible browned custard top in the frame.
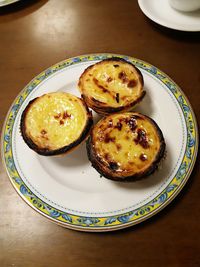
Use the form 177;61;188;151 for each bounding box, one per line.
79;59;144;108
92;113;162;174
24;92;89;150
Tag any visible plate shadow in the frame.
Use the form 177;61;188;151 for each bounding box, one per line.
38;141;89;168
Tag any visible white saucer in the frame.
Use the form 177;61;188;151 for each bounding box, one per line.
138;0;200;32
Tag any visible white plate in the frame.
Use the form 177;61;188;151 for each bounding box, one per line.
1;54;198;231
138;0;200;32
0;0;19;7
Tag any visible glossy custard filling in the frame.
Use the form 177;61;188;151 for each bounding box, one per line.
80;61;143;107
25;92;87;150
93;113;161;174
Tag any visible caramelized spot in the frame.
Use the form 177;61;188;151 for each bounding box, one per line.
107;77;113;82
86;79;90;81
104;133;116;143
40;130;48;140
63;111;71;119
116;144;122;151
128;79;137;88
54;113;61;119
115;93;120;103
109;161;119;170
118;71;126;80
60;120;64;125
41;129;47;135
124;116;137;132
93;78;109;93
125;135;130;140
115;122;122;131
134;128;149;149
93;77;99;83
114;64;119;68
102;88;109;93
89;74;92;76
118;71;129;83
105;153;111;161
140;153;148;161
108;120;113;128
128;161;134;165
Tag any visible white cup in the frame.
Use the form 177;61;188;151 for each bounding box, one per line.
169;0;200;12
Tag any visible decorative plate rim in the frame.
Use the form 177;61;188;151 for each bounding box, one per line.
1;53;198;232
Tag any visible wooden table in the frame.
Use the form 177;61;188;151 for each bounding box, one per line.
1;1;200;266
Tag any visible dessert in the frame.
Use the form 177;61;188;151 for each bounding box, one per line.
20;92;93;156
78;57;145;115
87;112;165;181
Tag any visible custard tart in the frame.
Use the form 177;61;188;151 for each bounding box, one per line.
87;112;165;181
21;92;93;156
78;57;145;115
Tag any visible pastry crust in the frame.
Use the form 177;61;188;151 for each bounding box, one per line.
20;92;93;156
78;57;145;115
87;112;165;181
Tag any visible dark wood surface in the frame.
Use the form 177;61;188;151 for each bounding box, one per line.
1;1;200;266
